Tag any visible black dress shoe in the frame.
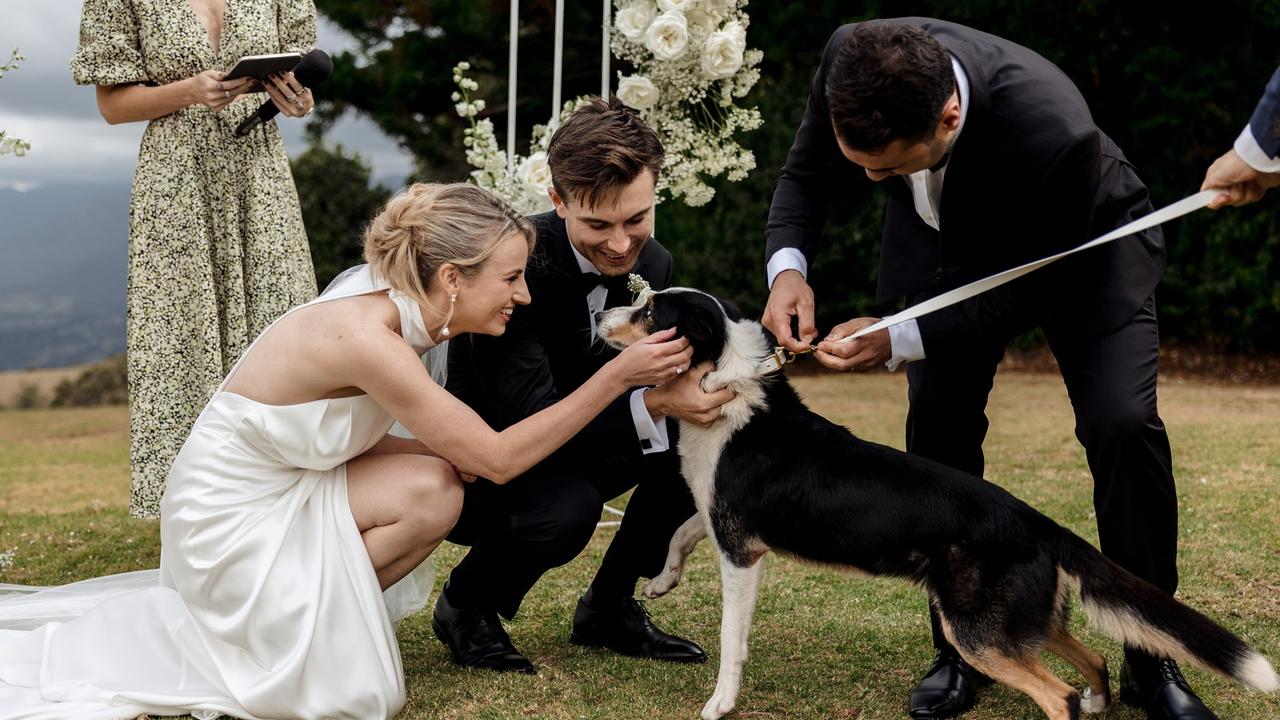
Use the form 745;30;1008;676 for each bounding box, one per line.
1119;658;1219;719
431;584;536;674
570;594;707;663
908;650;992;719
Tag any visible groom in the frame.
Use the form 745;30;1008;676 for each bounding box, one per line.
436;96;732;673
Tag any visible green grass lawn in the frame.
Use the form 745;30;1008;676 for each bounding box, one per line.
2;372;1278;719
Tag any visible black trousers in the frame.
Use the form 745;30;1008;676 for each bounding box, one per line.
906;296;1178;662
443;446;696;619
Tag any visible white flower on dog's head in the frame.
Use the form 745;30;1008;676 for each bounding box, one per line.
627;273;654;303
644;11;690;61
657;0;697;12
701;21;746;79
617;75;660;110
615;1;656;42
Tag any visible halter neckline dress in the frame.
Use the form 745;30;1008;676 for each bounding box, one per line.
0;266;441;720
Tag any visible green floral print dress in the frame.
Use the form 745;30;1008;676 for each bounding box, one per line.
71;0;319;517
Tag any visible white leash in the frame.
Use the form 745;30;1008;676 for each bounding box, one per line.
596;503;625;529
841;189;1220;341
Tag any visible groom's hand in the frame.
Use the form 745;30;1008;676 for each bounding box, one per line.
762;270;817;353
815;317;890;373
645;362;735;426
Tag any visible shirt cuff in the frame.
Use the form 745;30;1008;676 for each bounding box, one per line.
1234;125;1280;173
630;388;671;454
885;317;926;372
766;248;808;289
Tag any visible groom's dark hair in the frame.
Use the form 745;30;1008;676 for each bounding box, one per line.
826;22;955;151
547;96;665;209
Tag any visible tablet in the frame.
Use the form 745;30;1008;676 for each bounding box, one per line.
222;52;302;89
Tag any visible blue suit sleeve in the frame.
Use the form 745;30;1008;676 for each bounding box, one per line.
1248;66;1280;159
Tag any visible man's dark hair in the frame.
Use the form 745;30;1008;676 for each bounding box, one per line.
825;23;956;151
546;96;665;209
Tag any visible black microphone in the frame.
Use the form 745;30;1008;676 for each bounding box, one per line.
234;49;332;137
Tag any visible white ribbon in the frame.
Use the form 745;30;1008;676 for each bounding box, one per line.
842;189;1220;341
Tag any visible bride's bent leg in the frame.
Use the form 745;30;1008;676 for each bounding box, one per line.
345;454;464;590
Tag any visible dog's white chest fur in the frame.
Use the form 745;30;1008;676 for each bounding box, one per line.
676;320;770;514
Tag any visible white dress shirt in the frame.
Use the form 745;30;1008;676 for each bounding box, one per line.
1234;125;1280;173
767;56;971;371
571;243;672;455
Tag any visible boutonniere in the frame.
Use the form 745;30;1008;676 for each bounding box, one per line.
627;273;654;304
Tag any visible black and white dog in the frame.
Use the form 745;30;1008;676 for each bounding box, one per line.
597;287;1279;720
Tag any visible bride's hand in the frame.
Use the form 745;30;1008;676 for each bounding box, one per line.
607;328;693;388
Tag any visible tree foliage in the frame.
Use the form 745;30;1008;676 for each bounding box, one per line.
291;144;392;289
311;0;1280;350
52;355;127;407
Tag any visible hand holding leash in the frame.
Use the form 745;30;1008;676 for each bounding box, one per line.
815;317;889;373
1201;151;1279;208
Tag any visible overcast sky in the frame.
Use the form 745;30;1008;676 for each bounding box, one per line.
0;1;415;191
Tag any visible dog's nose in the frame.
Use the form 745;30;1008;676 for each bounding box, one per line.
594;311;604;324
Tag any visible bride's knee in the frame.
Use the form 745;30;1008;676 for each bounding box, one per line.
400;457;464;528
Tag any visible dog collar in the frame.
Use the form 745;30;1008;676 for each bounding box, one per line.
759;345;816;375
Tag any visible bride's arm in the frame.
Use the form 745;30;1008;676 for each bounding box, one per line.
363;435;437;456
345;326;689;483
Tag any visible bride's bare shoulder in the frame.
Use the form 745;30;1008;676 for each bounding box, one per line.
286;292;400;340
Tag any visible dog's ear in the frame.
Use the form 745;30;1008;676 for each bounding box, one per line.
675;302;718;346
674;294;729;365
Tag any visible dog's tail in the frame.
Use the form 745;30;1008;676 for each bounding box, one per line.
1055;531;1279;692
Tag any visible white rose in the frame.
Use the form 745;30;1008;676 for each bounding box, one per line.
657;0;697;11
518;151;553;195
614;1;656;43
703;0;733;17
644;11;690;61
616;75;660;110
701;21;746;79
685;8;715;36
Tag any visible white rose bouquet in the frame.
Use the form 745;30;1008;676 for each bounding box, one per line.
611;0;762;206
452;1;762;210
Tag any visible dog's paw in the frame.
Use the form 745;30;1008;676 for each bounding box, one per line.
643;569;680;598
1080;687;1108;714
700;692;736;720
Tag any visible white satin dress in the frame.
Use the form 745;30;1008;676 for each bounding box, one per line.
0;266;441;720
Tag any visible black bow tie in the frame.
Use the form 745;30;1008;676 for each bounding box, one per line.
579;271;631;297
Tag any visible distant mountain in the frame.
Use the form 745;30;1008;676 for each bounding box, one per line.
0;182;129;370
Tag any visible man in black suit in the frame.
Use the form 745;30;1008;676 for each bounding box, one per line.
763;19;1215;720
434;97;731;674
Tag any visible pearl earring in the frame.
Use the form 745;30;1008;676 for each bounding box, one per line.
442;291;457;338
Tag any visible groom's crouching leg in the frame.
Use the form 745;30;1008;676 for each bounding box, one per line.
432;474;603;674
346;454;463;591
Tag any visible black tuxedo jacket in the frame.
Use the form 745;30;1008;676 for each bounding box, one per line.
446;211;674;463
766;17;1165;354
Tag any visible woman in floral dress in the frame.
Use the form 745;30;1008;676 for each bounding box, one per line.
71;0;319;517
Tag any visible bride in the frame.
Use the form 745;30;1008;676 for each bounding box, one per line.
0;183;692;720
